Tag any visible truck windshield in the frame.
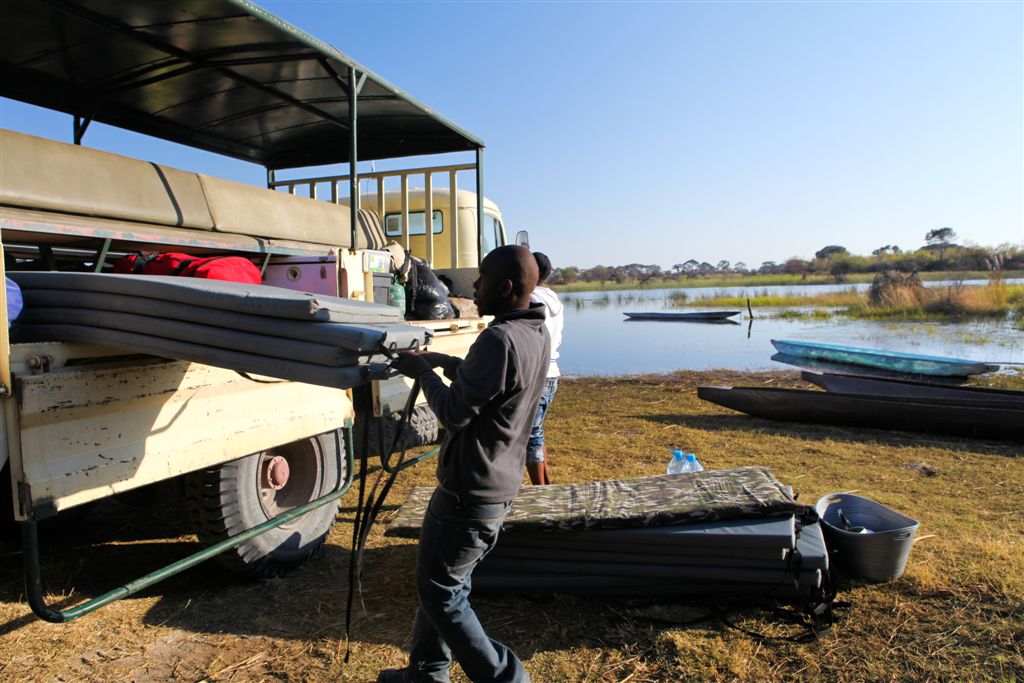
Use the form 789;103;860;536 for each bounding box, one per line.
481;213;503;256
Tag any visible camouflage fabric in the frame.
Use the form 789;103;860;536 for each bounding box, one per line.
386;466;805;538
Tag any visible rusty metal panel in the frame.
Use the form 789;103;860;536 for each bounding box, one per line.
11;357;353;518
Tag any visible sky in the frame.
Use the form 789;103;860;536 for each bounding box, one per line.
2;0;1021;271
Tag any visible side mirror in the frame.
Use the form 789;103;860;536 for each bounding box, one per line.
514;230;530;249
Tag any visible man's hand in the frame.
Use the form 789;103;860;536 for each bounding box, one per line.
391;351;462;381
391;351;433;379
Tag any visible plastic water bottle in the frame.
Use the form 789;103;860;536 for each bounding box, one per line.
684;452;704;473
666;449;686;475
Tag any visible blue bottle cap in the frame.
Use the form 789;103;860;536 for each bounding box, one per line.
673;449;684;458
686;453;697;462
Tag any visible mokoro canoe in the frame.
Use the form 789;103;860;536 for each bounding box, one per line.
801;371;1024;405
771;339;999;377
624;311;741;321
696;386;1024;441
771;353;968;385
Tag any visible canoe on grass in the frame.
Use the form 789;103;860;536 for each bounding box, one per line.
771;339;999;377
772;353;968;385
623;311;741;321
696;385;1024;441
801;371;1024;405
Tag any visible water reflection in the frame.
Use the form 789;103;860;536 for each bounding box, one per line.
557;282;1023;376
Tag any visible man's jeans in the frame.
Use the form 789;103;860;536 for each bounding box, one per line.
408;487;529;683
525;377;558;465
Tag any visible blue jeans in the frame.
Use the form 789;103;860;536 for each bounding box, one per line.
526;377;558;465
408;488;529;683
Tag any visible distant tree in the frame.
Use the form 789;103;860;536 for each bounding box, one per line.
872;245;901;256
733;262;748;274
681;259;700;278
716;260;731;273
783;258;811;276
829;257;852;283
759;261;779;274
698;262;715;276
814;245;849;260
925;227;958;267
635;264;663;286
555;266;579;284
587;265;611;286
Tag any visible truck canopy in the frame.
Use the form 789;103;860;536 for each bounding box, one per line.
0;0;484;168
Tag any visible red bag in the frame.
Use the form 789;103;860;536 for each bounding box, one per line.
113;252;262;284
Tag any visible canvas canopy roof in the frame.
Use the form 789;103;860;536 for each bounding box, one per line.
0;0;484;169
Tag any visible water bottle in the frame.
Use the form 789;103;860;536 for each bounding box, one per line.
666;449;686;475
685;452;703;473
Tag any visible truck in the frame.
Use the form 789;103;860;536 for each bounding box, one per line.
0;0;517;622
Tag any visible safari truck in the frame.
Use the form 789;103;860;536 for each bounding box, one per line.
0;0;514;622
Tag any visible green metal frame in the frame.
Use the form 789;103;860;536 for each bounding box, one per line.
21;427;356;623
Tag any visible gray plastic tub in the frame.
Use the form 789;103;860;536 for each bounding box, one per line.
815;493;919;582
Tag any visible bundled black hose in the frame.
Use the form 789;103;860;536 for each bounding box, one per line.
344;376;422;661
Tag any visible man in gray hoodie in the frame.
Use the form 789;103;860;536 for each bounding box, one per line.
379;245;549;683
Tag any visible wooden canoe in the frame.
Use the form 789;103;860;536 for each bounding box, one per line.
696;385;1024;441
770;339;999;377
801;371;1024;405
623;311;741;321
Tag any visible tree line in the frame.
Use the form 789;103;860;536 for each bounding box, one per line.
547;228;1024;285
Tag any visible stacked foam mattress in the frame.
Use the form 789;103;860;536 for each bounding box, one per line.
9;272;429;389
387;467;827;600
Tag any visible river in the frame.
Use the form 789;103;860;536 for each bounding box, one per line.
556;280;1023;376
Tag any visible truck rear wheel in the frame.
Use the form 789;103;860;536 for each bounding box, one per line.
184;430;347;577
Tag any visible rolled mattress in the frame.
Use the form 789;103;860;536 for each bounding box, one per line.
9;272;428;389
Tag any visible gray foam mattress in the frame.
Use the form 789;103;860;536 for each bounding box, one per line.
18;308;379;366
10;272;402;323
20;289;422;351
12;323;367;389
473;522;828;597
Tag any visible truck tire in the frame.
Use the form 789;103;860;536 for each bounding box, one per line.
184;429;347;578
355;404;440;457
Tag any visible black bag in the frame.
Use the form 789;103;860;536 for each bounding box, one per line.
407;257;454;320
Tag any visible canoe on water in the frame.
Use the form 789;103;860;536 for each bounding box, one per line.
623;311;741;321
801;371;1024;405
696;386;1024;441
771;339;999;378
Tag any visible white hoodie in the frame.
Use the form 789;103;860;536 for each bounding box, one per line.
530;285;563;378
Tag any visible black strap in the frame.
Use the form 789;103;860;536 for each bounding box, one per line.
344;378;422;662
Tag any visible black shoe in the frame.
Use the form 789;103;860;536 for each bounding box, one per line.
375;669;410;683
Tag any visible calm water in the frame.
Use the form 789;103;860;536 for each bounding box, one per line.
557;281;1024;376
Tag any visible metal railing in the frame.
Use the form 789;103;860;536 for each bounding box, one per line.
268;163;480;269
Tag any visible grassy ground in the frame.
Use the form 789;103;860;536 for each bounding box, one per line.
1;370;1022;682
553;271;1024;294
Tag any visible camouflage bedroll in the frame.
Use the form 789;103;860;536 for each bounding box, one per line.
386;466;810;538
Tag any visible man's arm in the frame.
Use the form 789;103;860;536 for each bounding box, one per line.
416;332;508;432
391;351;462;381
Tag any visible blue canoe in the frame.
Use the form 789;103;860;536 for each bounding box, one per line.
770;339;999;378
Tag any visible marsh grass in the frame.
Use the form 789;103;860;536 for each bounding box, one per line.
692;282;1024;322
1;370;1021;682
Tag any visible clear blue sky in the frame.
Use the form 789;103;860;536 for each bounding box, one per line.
2;1;1021;271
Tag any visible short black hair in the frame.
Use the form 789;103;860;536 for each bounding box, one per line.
534;252;553;282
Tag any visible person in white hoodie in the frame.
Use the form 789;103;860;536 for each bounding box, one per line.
526;252;563;485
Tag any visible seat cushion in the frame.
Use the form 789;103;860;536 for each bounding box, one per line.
0;128;214;229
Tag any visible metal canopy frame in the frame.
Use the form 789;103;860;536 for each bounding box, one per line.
1;0;487;252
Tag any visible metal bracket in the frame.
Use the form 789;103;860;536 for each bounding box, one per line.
26;355;54;375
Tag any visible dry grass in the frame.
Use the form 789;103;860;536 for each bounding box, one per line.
1;370;1022;682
